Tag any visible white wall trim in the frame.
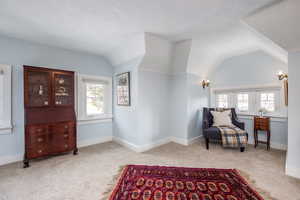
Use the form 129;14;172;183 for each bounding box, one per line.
211;84;281;93
77;118;113;125
77;136;113;148
113;136;142;152
0;136;114;166
113;135;203;153
238;114;287;122
0;154;23;166
113;136;172;153
286;165;300;179
247;139;287;151
170;135;203;146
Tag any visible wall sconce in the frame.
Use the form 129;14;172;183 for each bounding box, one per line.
202;79;210;89
277;70;288;80
277;70;288;106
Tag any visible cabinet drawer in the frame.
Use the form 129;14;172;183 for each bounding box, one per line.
27;125;48;135
28;133;48;145
52;122;75;133
26;146;48;159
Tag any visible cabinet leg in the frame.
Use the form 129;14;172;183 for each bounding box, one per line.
73;148;78;155
205;138;209;150
240;147;245;152
267;131;271;150
254;130;258;148
23;159;29;168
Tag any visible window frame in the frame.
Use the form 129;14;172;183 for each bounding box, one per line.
77;74;112;123
236;93;249;113
212;85;286;117
216;93;229;108
0;64;12;134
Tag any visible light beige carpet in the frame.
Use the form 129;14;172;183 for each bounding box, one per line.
0;141;299;200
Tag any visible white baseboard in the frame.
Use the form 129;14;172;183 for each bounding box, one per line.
286;165;300;179
113;136;172;153
113;135;203;153
77;136;113;148
247;140;287;151
113;136;141;152
0;136;113;166
0;154;23;166
171;135;203;146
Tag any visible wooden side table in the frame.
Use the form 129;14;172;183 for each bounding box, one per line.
254;116;271;150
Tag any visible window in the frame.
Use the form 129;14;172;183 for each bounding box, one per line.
86;83;104;116
77;74;112;122
0;64;12;134
216;94;228;108
260;92;275;112
213;85;284;117
237;93;249;112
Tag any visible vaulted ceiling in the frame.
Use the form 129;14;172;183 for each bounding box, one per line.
0;0;278;56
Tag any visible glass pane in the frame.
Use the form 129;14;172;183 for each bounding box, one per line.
237;93;248;112
86;83;104;115
260;93;275;112
54;73;73;106
217;94;228;108
27;71;50;107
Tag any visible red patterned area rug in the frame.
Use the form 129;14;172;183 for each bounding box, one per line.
104;165;275;200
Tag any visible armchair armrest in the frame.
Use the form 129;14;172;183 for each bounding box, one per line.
232;119;245;130
202;120;209;130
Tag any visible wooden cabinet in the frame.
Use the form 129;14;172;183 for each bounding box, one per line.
254;116;271;150
23;66;77;168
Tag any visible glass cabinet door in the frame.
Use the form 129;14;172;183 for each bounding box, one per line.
53;72;74;106
26;70;51;107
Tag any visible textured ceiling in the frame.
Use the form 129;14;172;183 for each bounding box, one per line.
0;0;277;56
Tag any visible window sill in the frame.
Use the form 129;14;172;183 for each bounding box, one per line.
0;126;13;135
237;113;287;122
77;118;113;125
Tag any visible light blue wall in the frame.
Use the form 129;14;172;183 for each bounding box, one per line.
211;51;287;87
211;51;288;149
286;51;300;178
137;70;171;145
187;73;209;140
0;35;113;161
169;74;188;139
113;57;142;145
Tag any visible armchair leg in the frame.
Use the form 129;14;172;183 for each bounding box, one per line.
240;147;245;152
205;138;209;150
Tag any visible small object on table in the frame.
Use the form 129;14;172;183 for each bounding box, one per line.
254;116;271;150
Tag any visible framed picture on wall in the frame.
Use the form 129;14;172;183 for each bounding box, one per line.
116;72;131;106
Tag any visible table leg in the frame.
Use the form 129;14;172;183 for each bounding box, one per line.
267;130;271;150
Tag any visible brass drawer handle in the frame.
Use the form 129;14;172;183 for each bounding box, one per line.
64;144;69;148
37;128;42;132
64;134;68;138
37;138;43;142
38;150;43;154
64;125;68;129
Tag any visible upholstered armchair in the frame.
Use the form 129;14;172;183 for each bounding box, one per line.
202;107;247;152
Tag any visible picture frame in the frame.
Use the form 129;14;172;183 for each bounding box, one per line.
116;72;131;106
